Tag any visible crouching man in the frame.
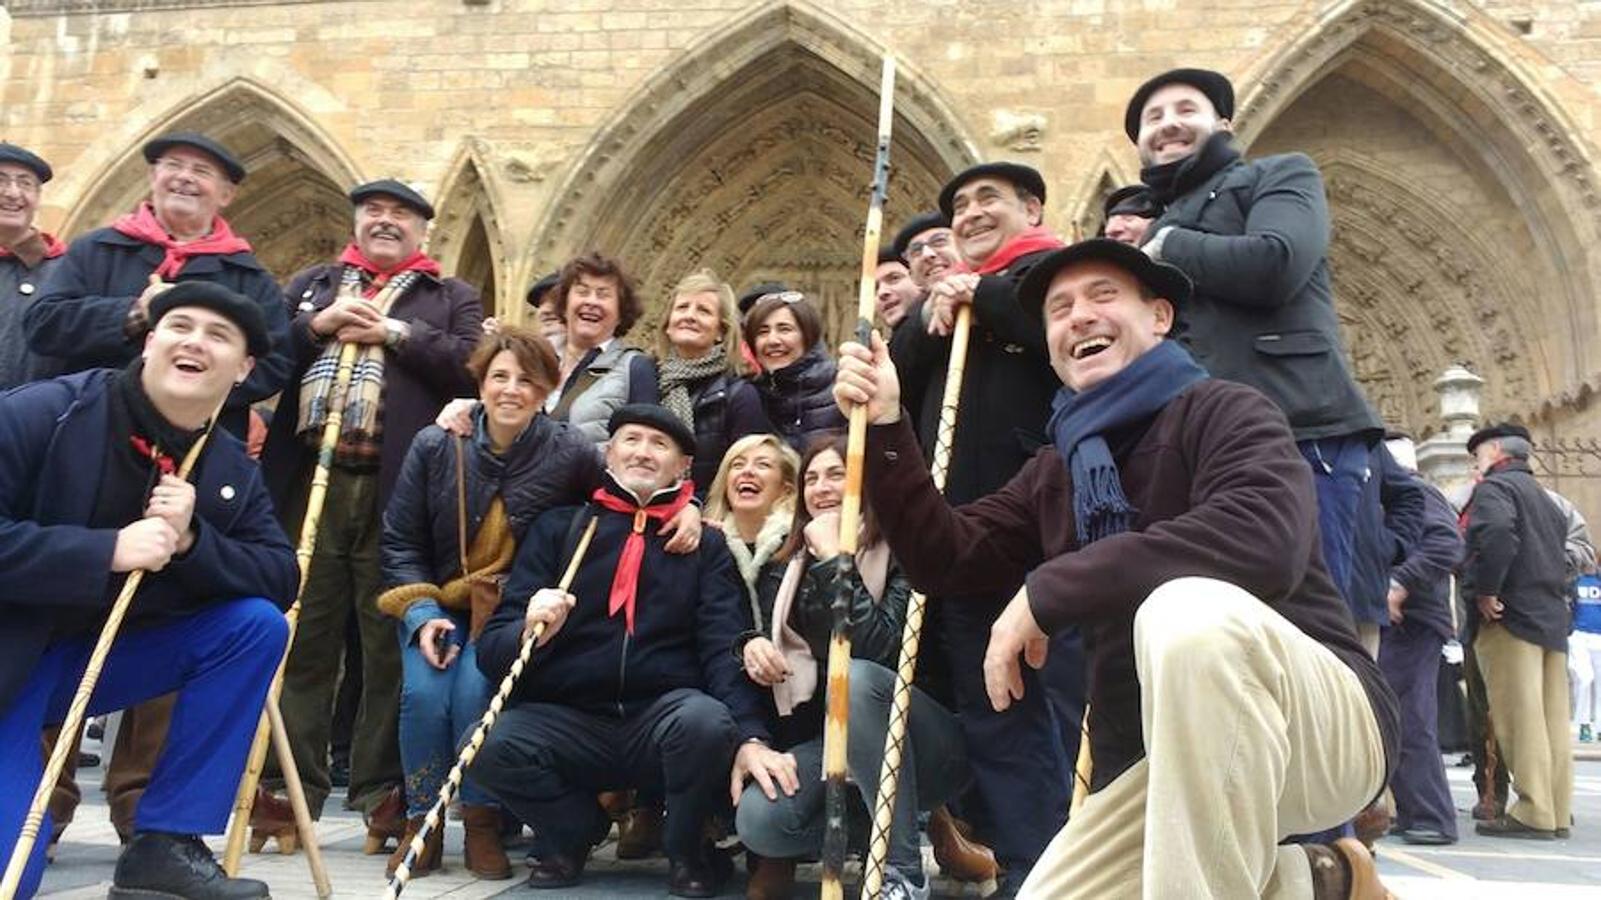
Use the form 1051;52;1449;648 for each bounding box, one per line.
834;239;1401;899
0;282;297;898
469;405;790;898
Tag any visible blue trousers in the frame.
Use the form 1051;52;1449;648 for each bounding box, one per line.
942;596;1073;870
396;617;493;816
1379;623;1458;838
0;598;286;898
1299;434;1372;604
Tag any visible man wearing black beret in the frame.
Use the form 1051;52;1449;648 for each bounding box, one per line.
1461;423;1575;840
23;131;290;437
469;404;782;897
1098;184;1160;247
0;281;296;899
836;237;1398;898
0;142;66;390
874;246;918;329
1126;68;1384;622
255;178;484;850
526;270;566;361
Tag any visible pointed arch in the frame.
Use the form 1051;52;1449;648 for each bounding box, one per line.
429;138;510;320
525;0;981;332
1233;0;1600;395
1063;146;1138;242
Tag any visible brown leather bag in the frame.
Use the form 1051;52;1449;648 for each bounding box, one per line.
456;436;503;639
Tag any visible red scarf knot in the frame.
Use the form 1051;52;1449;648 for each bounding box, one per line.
111;202;252;279
129;435;176;476
589;481;695;634
974;225;1066;276
338;243;442;296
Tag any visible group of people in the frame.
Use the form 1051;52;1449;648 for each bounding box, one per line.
0;62;1585;900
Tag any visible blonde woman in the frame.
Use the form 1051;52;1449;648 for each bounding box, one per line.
706;434;801;607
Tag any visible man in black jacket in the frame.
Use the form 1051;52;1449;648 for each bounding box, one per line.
1377;438;1465;845
1126;69;1382;610
470;405;787;898
888;166;1077;895
1462;423;1574;840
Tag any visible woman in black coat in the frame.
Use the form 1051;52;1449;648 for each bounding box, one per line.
743;291;846;452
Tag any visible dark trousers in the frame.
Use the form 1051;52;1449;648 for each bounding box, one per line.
0;599;286;898
1299;434;1371;604
469;688;737;862
942;596;1072;870
1465;637;1509;808
1379;623;1458;838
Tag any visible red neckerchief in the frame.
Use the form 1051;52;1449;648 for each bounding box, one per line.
974;225;1065;275
129;435;176;476
0;230;66;265
338;243;442;296
589;481;695;634
111;202;251;279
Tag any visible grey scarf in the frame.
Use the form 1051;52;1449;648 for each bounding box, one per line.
656;352;726;428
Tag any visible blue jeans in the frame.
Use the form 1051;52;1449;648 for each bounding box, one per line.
396;610;494;816
1298;434;1372;604
0;598;286;899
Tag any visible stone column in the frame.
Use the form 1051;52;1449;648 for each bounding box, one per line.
1417;364;1484;503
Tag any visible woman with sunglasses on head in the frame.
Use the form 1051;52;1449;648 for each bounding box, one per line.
743;291;846;453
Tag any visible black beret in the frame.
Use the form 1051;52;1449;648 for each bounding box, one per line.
1103;185;1161;220
148;281;272;357
607;404;697;456
737;281;789;316
1125;68;1235;142
526;271;560;307
142;131;247;183
349;179;435;220
891;211;952;259
1017;238;1192;317
0;142;52;183
938;162;1046;218
876;246;905;267
1466;422;1532;455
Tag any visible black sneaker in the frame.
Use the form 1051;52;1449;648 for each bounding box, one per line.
109;832;270;898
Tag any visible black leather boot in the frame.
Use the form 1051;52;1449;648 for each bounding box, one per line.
109;832;270;899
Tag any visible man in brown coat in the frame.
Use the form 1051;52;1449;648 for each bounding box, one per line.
835;238;1399;899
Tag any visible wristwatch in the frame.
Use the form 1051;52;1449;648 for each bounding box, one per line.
383;318;411;350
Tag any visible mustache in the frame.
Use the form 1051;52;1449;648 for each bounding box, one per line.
366;224;404;240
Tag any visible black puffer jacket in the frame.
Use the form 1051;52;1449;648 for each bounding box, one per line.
753;346;846;453
380;411;601;589
687;372;772;495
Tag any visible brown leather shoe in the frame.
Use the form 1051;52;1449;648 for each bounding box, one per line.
597;789;633;821
1306;838;1394;900
364;786;406;855
929;805;997;883
386;815;443;879
461;804;513;880
247;788;300;855
745;853;798;900
615;804;664;859
1352;802;1392;851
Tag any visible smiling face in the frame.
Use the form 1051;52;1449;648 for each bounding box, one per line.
564;273;622;350
723;443;789;519
752;305;805;373
353;195;426;270
148;146;236;238
606;423;690;499
478;349;546;439
0;162;42;241
1104;213;1153;247
904;226;960;287
950;177;1041;267
1042;259;1174;392
1137;83;1229;167
140;305;255;415
664;289;724;359
802;447;847;518
874;261;919;328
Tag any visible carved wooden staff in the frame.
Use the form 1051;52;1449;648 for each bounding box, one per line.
821;53;896;900
385;516;599;898
1;395;227;898
219;341;366;895
860;304;970;899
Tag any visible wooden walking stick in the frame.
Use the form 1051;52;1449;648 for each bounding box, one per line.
1;394;227;899
220;340;364;894
860;304;970;899
820;53;896;900
386;515;599;898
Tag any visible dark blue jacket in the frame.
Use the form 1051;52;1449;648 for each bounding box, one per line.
0;370;298;713
752;346;846;454
685;372;771;496
1462;459;1572;650
22;227;293;437
477;480;769;742
1351;442;1426;625
1389;478;1465;643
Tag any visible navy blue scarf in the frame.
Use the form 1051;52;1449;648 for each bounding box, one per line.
1048;341;1209;545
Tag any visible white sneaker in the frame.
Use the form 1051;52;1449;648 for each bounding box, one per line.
882;868;931;900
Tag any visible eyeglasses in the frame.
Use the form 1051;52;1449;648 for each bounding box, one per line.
0;174;40;193
906;232;952;257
